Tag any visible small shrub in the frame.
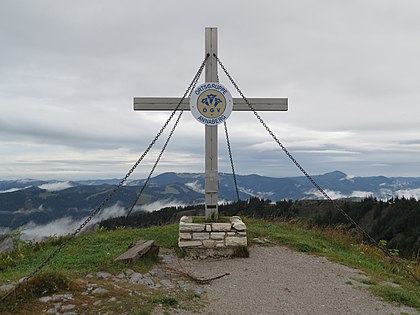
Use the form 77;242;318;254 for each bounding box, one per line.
296;243;316;253
149;296;179;307
0;271;71;312
26;271;70;297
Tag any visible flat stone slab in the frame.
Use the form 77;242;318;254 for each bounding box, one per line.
179;223;206;232
211;223;232;231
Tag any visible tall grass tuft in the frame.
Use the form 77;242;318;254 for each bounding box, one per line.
1;271;70;311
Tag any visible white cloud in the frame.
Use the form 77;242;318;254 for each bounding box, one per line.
19;217;78;241
13;205;46;214
305;189;347;200
1;1;420;179
340;175;355;182
350;191;373;198
305;189;374;200
39;181;74;191
138;199;185;212
0;187;26;193
16;203;128;241
395;188;420;200
237;187;274;199
185;181;205;194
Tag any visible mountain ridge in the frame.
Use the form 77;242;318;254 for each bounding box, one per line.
2;170;420;232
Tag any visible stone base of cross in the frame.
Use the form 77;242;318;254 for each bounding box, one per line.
134;27;288;220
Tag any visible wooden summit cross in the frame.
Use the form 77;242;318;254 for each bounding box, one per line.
134;27;288;220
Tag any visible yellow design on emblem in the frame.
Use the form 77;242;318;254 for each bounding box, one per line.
197;90;226;118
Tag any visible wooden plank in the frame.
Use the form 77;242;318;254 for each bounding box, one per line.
133;97;288;111
204;27;219;220
233;98;288;111
134;98;190;110
114;240;157;263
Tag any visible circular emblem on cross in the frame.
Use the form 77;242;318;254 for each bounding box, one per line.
190;82;233;125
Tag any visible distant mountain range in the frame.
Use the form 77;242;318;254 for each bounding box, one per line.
1;171;420;232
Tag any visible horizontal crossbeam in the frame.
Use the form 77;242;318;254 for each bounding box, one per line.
134;97;288;111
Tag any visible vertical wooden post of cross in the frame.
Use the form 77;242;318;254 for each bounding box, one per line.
133;27;288;223
204;27;219;220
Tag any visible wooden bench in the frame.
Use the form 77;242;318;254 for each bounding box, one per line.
114;240;159;264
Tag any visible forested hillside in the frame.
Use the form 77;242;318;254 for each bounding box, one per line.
100;197;420;259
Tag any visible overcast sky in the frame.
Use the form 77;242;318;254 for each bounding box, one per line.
1;0;420;180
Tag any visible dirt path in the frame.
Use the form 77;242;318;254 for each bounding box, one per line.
164;246;418;315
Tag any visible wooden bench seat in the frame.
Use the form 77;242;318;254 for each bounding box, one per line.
114;240;159;264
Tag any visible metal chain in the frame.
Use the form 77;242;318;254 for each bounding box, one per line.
125;57;206;220
213;53;394;255
223;121;240;202
215;62;241;202
217;57;420;283
0;54;209;304
125;110;184;221
219;60;420;283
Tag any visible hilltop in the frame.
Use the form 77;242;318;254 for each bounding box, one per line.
0;219;419;314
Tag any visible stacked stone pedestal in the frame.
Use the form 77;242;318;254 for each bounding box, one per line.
178;216;247;259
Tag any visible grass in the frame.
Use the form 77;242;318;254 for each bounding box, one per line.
0;270;71;313
148;296;179;307
372;285;420;308
1;218;419;312
0;224;179;283
0;224;186;314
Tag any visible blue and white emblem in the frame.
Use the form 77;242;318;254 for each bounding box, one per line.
190;82;233;126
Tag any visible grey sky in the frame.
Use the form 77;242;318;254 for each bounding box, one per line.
1;0;420;180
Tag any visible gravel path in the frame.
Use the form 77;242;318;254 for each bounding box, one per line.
171;246;418;315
